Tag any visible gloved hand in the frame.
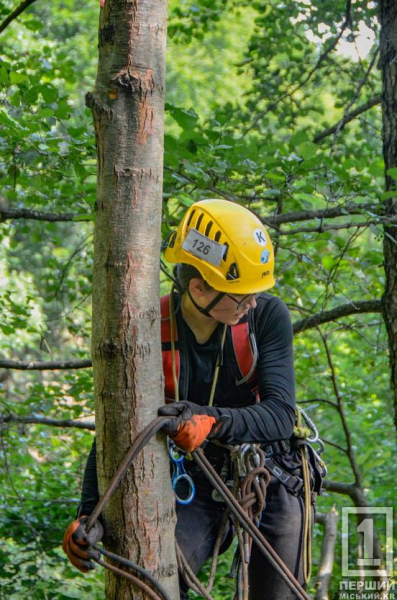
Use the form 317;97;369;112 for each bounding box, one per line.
62;516;104;573
158;401;229;452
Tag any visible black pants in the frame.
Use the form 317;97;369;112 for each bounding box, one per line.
176;466;314;600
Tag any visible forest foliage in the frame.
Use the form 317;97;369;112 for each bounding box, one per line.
0;0;395;599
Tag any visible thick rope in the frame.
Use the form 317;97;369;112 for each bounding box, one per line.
294;408;313;584
300;443;312;584
86;416;169;531
231;446;270;600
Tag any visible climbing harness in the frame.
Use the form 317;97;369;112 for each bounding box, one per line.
168;439;195;505
160;291;258;400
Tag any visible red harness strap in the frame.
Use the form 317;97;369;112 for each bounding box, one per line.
161;295;180;401
231;321;257;386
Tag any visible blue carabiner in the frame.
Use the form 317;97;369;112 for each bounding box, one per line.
168;440;195;506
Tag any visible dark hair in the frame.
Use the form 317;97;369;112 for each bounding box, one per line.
173;264;214;293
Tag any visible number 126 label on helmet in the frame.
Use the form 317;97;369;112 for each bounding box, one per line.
182;229;226;266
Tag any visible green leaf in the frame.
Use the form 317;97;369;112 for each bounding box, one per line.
9;71;28;84
0;109;23;130
165;103;198;130
24;19;43;32
289;131;309;147
380;191;397;200
322;255;337;270
0;66;9;83
40;83;58;103
386;167;397;179
54;98;70;119
298;142;318;160
186;139;198;154
23;86;39;105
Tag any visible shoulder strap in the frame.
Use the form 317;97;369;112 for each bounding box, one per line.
231;319;258;386
161;294;180;401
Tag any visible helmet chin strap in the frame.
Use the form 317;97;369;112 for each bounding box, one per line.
187;290;225;318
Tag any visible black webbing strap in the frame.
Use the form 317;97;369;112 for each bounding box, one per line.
264;457;304;496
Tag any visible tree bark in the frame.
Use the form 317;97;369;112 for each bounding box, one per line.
89;1;179;599
379;0;397;429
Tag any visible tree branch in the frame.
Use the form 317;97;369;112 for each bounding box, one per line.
0;205;90;222
0;0;38;34
322;479;356;496
1;413;95;430
298;398;339;410
313;95;382;143
293;299;383;334
277;215;397;236
315;506;338;600
1;198;388;231
322;438;349;455
262;202;380;226
0;358;92;370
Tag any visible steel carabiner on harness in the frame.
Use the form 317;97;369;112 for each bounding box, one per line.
297;406;319;443
168;439;195;505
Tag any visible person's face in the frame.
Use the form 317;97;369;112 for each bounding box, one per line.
189;279;259;325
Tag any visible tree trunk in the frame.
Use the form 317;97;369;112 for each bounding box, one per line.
88;1;179;599
379;0;397;430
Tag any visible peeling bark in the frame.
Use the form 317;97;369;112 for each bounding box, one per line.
89;1;179;599
379;0;397;429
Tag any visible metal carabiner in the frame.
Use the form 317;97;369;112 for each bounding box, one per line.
236;443;251;477
297;406;319;443
249;443;261;468
315;438;325;456
168;440;195;506
309;444;328;477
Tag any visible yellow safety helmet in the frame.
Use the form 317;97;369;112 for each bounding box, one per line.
164;199;275;294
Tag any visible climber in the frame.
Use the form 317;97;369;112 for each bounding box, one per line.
63;199;322;599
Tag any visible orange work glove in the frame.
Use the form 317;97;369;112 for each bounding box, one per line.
158;401;229;452
62;516;103;573
172;414;216;452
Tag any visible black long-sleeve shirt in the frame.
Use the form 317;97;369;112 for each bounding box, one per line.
80;293;296;515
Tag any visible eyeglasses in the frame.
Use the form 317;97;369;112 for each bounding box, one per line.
224;293;260;311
